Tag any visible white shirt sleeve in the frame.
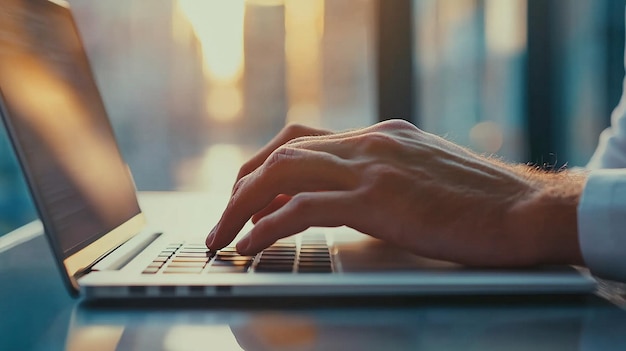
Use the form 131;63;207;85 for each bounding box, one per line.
579;51;626;281
578;169;626;281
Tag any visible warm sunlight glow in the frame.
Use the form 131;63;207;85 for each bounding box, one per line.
284;0;324;126
177;0;245;122
178;0;245;82
242;314;317;349
164;326;244;351
485;0;527;56
0;56;131;225
470;121;504;154
438;0;477;32
207;85;244;122
246;0;284;6
177;144;246;195
67;326;124;351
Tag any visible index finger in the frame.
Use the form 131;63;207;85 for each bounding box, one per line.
207;148;356;250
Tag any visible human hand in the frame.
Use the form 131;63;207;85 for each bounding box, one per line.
206;119;585;267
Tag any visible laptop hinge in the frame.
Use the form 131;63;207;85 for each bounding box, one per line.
90;231;162;271
72;237;133;280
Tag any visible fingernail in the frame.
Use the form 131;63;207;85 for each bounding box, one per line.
236;235;252;254
206;227;216;248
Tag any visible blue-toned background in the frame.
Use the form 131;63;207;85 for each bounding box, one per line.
0;127;35;235
1;0;624;236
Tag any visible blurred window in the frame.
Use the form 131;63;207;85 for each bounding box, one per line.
411;0;624;166
0;0;624;236
0;0;375;235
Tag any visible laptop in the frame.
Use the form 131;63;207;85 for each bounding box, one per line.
0;0;595;299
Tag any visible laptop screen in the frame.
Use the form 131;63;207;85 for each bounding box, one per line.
0;0;140;257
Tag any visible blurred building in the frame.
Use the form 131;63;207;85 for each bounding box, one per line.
70;0;207;190
412;0;623;166
1;0;624;236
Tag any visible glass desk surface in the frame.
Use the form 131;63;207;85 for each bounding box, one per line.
1;193;626;351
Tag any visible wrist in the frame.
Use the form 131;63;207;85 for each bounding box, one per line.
506;171;586;266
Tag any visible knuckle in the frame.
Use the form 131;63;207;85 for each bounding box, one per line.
264;146;296;171
369;131;395;144
287;194;312;213
285;135;309;147
225;191;240;215
356;164;406;210
284;123;309;138
237;162;254;180
231;175;249;198
370;163;397;177
252;216;273;233
360;132;400;153
355;177;381;209
376;119;418;131
235;169;247;182
283;123;329;140
376;119;425;140
366;164;401;187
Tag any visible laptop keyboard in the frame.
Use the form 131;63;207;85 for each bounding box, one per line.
142;233;333;274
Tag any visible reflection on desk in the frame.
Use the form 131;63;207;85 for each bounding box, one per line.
59;297;625;351
2;193;626;351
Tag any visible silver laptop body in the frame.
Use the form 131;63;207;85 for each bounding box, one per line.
0;0;595;299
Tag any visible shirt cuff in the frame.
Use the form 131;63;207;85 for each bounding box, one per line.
578;169;626;282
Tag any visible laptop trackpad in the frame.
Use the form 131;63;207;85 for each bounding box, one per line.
332;232;463;272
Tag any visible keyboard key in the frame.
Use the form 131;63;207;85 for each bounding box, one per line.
267;248;296;253
259;260;295;266
259;262;295;269
167;262;207;268
298;252;330;257
255;265;294;273
263;252;296;258
299;248;328;252
260;253;296;260
268;243;296;248
261;250;296;257
298;261;331;267
299;256;330;262
301;242;327;247
298;267;333;273
176;252;214;258
299;261;331;267
179;250;213;254
257;260;294;268
172;257;211;263
298;259;330;264
182;244;208;249
163;267;204;274
215;256;254;263
256;265;294;271
213;260;252;267
217;251;241;257
206;266;248;273
142;267;160;274
269;242;296;247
